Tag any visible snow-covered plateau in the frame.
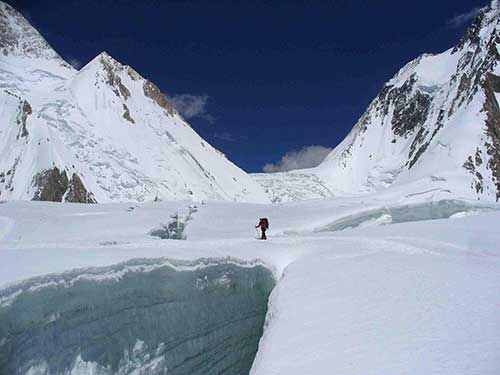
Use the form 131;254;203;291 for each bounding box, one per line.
1;185;500;374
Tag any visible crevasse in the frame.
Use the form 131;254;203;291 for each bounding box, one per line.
0;258;275;375
316;199;496;232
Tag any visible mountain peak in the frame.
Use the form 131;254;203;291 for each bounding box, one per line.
83;51;142;82
306;1;500;202
98;50;112;59
0;1;68;64
0;2;268;204
82;51;121;70
78;51;179;117
97;51;119;65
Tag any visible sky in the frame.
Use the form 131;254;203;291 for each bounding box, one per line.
9;0;489;172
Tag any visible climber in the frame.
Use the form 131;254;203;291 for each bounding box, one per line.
255;218;269;240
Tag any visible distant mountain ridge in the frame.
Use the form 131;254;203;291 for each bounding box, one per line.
0;1;269;203
3;0;500;204
256;1;500;203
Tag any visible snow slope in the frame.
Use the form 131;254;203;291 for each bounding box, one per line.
252;171;335;203
0;1;269;203
1;188;499;374
257;1;500;203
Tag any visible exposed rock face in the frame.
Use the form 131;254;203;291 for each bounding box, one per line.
32;168;96;203
100;53;131;100
32;167;69;202
453;9;485;52
3;90;32;139
483;73;500;200
455;10;500;201
143;80;176;116
311;1;500;201
66;173;97;203
463;149;485;194
122;103;135;124
16;99;31;139
0;157;20;196
372;76;433;138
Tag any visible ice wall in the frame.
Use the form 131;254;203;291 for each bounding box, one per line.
317;199;497;232
0;259;275;375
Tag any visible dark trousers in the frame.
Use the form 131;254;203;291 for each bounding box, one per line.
261;229;267;240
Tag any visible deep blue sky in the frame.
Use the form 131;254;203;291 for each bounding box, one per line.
9;0;489;172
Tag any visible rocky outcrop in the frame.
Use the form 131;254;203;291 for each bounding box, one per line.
16;99;31;139
143;80;176;116
482;73;500;200
122;103;135;124
456;9;500;201
66;173;97;203
0;157;20;195
32;168;96;203
2;91;32;139
32;167;69;202
100;53;131;100
453;9;485;53
374;76;433;138
463;149;485;194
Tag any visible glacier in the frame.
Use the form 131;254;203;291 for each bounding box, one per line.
1;0;500;374
0;259;275;375
0;195;500;374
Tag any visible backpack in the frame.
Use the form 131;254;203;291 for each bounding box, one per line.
260;218;269;230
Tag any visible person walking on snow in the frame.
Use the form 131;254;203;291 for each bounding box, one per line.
255;218;269;240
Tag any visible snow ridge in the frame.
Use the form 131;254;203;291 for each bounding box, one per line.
0;1;69;64
312;0;500;201
0;2;269;203
259;0;500;203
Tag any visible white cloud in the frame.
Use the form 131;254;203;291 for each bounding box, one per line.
263;145;332;173
166;94;214;123
447;7;483;28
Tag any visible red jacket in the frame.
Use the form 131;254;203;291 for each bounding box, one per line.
256;218;269;230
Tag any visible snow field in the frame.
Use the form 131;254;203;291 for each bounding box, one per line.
1;193;500;374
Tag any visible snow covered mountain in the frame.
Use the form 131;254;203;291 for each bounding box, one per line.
0;1;269;203
258;1;500;203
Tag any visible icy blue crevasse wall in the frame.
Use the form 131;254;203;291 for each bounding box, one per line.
0;259;275;375
316;199;498;232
